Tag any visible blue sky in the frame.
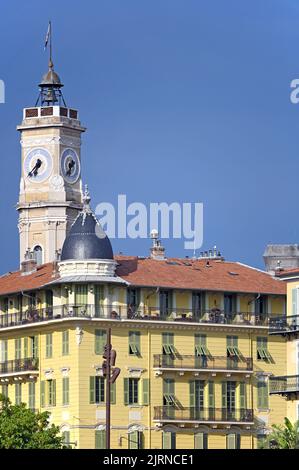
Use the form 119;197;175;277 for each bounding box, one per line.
0;0;298;272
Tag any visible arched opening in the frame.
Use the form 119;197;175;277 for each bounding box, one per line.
33;245;43;265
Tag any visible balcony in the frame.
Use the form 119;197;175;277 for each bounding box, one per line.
269;375;299;397
153;354;253;374
153;407;254;425
269;315;299;336
0;304;123;329
0;357;39;379
128;306;269;327
0;304;272;329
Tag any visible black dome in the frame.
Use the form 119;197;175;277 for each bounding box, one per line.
61;212;113;261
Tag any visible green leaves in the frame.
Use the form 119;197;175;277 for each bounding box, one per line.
262;417;299;449
0;394;68;449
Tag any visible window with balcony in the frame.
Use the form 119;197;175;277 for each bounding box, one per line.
226;336;241;369
224;293;237;318
222;381;236;420
257;337;272;362
159;290;172;317
127;288;140;317
75;284;88;306
94;285;105;317
195;334;210;368
162;332;176;366
190;380;205;419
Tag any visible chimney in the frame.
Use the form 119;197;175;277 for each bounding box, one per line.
150;229;166;260
21;249;37;275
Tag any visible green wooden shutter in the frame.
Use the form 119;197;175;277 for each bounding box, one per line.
162;431;172;449
75;285;88;305
222;381;227;408
227;433;236;449
62;331;69;355
95;330;107;355
33;336;38;358
208;381;215;408
190;380;195;407
110;382;116;404
257;381;269;409
239;382;246;409
194;432;204;449
142;378;150;405
162;333;174;351
46;334;52;358
90;377;95;404
63;377;69;406
29;382;35;410
129;431;139;449
95;430;106;449
24;337;28;358
40;381;45;407
292;288;298;316
52;379;56;406
129;331;141;355
15;338;21;360
124;378;129;405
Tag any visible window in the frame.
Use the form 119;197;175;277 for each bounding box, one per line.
292;288;299;316
46;333;52;358
222;381;236;420
190;380;205;419
95;430;106;449
94;285;105;317
90;376;116;405
162;333;176;366
62;377;69;406
224;294;237;316
129;331;141;356
129;378;139;405
62;331;69;356
30;336;38;358
24;337;28;358
95;329;107;355
257;337;272;362
162;431;176;449
15;383;22;405
127;289;140;312
29;382;35;410
33;246;43;265
239;382;246;411
192;292;204;317
15;338;22;360
257;380;269;409
226;336;241;369
129;431;143;449
255;295;267;315
194;432;208;449
227;433;240;449
159;290;172;316
195;334;210;367
75;285;88;305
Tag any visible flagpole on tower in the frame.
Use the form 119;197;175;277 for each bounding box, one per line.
49;20;52;67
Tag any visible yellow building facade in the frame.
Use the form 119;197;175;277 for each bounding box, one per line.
0;57;290;450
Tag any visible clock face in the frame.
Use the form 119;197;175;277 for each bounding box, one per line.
60;148;80;184
24;148;53;183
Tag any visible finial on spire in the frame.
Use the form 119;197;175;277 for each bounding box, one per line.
83;184;92;213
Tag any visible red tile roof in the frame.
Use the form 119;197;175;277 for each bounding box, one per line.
275;267;299;278
0;257;286;296
0;263;57;296
115;256;286;295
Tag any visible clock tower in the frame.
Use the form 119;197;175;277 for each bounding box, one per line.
17;58;85;266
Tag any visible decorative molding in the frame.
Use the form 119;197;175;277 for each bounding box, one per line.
20;136;81;148
126;367;146;378
50;175;64;191
44;368;54;379
75;326;83;345
60;367;70;377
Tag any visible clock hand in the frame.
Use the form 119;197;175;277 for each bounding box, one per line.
28;158;42;177
66;159;75;176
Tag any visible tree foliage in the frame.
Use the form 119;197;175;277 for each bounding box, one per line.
260;417;299;449
0;394;67;449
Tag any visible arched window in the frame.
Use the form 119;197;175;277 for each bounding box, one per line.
33;246;43;265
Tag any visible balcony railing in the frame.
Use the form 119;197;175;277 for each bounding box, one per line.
269;315;299;335
153;354;253;371
153;407;254;423
0;357;39;375
0;304;272;329
0;304;123;329
269;375;299;395
128;306;269;326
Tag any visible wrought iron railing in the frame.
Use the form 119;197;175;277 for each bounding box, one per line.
128;306;269;326
269;375;299;394
0;304;123;329
153;354;253;371
153;406;254;422
269;315;299;334
0;357;39;375
0;303;273;329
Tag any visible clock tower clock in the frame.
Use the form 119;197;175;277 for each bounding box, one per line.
17;58;86;265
